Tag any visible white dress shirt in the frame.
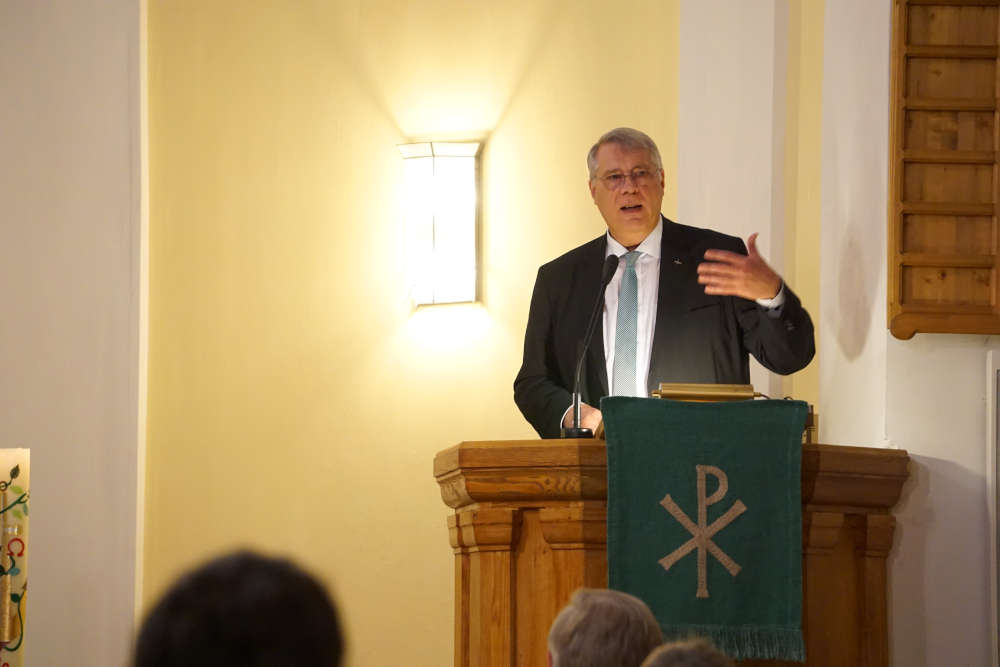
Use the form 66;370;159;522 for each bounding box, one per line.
604;220;662;397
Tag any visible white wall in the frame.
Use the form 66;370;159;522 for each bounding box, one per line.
818;0;890;449
678;0;788;398
886;335;993;665
0;1;141;665
821;1;992;664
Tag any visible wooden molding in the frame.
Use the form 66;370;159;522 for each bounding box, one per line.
538;505;607;550
804;511;846;552
861;514;897;557
451;508;518;553
801;444;910;510
433;440;607;509
435;440;910;512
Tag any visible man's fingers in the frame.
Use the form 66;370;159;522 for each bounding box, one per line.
698;275;740;290
698;270;758;297
706;233;763;263
566;402;601;429
697;262;742;278
698;276;739;290
581;406;603;430
702;248;745;264
700;235;780;299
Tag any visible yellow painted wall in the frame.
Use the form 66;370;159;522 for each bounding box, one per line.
783;0;823;409
146;1;678;664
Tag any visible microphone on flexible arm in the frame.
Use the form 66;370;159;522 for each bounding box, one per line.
561;254;620;438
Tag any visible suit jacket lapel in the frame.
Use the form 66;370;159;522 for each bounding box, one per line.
583;235;610;399
648;218;700;393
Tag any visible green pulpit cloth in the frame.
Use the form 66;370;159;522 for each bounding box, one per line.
602;397;807;662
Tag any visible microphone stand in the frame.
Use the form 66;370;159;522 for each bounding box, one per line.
561;254;619;438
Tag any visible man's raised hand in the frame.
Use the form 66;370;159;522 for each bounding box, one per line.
697;232;782;301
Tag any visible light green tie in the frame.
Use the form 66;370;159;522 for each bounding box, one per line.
612;251;641;396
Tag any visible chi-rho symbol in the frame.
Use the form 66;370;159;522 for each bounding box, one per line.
658;464;746;599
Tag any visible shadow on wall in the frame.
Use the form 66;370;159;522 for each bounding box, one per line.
887;456;928;665
836;230;873;361
822;96;881;363
887;454;992;666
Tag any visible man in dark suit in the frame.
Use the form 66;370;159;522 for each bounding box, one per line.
514;128;814;438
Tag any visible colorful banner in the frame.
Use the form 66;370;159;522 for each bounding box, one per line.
0;450;29;667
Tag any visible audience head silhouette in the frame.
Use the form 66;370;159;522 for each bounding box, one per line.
640;638;734;667
133;550;344;667
547;588;663;667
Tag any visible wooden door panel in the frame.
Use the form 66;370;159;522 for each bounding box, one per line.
908;5;998;46
904;110;994;150
903;163;993;202
902;214;994;253
901;265;993;305
906;58;995;98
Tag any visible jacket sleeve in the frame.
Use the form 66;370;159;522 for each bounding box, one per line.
513;266;572;439
736;282;816;376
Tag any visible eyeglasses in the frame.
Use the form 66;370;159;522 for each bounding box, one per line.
596;167;661;191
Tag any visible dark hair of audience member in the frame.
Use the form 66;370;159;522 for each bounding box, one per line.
133;550;344;667
640;637;734;667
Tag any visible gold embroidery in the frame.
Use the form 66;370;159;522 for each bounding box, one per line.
658;464;746;599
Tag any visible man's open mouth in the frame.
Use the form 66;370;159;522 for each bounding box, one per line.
620;204;643;211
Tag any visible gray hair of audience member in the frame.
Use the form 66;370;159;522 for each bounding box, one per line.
133;550;344;667
548;588;664;667
639;638;734;667
586;127;664;180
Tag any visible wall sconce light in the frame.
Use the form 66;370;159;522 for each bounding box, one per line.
398;141;480;306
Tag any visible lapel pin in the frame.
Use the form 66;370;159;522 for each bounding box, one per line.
673;258;683;265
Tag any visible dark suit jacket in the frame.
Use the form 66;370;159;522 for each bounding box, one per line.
513;217;815;438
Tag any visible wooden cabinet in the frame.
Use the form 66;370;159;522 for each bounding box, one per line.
434;440;909;667
889;0;1000;338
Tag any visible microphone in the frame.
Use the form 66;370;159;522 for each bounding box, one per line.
561;254;620;438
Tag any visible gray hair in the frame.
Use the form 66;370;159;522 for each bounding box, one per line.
587;127;663;180
548;588;664;667
640;638;734;667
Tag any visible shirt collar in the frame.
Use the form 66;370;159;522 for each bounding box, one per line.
605;216;663;259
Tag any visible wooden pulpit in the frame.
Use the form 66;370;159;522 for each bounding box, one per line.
434;439;909;667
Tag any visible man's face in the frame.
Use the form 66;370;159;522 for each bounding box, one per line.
588;142;664;247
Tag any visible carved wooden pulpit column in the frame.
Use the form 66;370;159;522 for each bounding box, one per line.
434;440;909;667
